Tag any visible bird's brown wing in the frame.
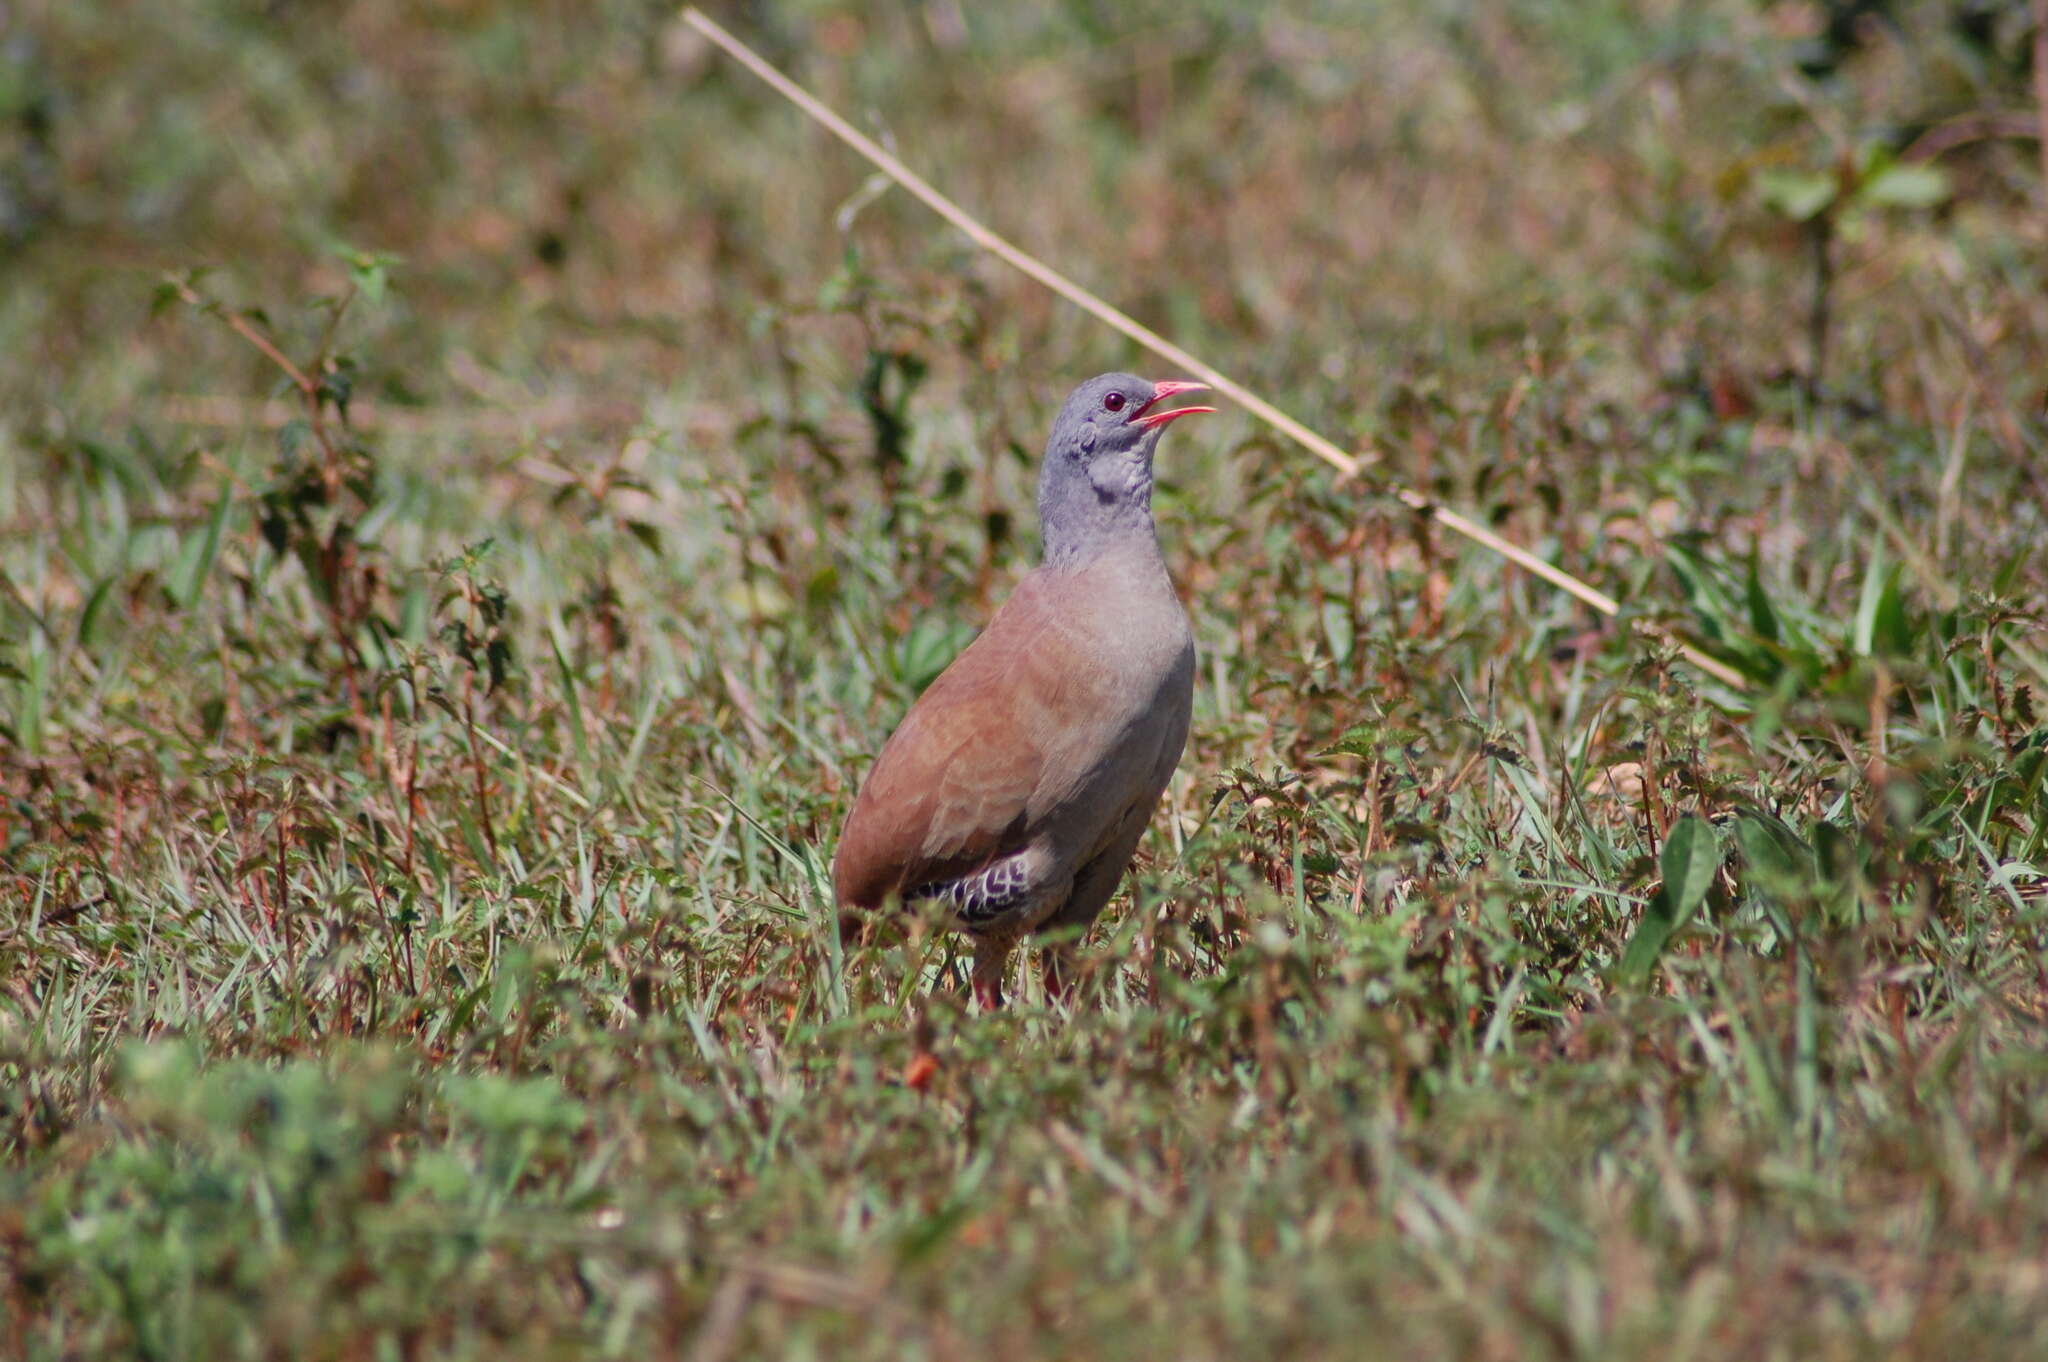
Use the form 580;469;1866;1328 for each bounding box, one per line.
832;575;1120;910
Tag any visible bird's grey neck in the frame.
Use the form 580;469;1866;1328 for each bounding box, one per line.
1037;468;1161;569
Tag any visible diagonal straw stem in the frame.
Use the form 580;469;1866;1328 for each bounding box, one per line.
680;7;1749;691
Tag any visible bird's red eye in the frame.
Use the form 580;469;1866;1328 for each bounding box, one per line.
1104;392;1126;412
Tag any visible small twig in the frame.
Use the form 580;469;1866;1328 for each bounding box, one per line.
172;277;318;396
680;7;1749;692
275;803;302;1019
1898;109;2039;165
461;669;500;864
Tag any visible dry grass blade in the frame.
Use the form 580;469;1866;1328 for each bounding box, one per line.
678;6;1749;691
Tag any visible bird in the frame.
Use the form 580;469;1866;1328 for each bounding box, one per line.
833;372;1213;1008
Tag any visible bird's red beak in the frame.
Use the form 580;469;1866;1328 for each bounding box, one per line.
1133;379;1215;430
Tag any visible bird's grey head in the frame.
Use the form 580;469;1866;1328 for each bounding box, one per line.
1037;372;1212;565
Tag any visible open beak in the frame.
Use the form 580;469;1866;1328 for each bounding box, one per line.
1133;379;1216;430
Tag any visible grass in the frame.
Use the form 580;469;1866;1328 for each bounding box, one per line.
5;1;2048;1357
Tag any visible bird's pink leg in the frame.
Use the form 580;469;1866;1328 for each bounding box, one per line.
971;937;1013;1010
1038;944;1074;1005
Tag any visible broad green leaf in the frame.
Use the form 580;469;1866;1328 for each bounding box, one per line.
1733;810;1807;886
1744;555;1781;644
1618;816;1720;981
1858;161;1950;211
1756;169;1837;222
1660;815;1720;918
1874;564;1913;657
1617;885;1679;980
78;575;117;647
167;483;234;610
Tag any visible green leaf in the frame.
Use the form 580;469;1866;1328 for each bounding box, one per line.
277;419;310;465
1321;600;1354;664
1617;886;1680;980
1744;555;1781;645
166;484;234;610
486;635;513;690
1320;721;1421;760
1852;552;1910;656
1618;816;1719;980
1495;756;1567;864
338;246;403;305
78;575;117;648
1756;169;1837;222
1733;810;1807;885
1734;811;1809;946
1660;816;1719;918
1858;160;1950;211
318;365;354;419
624;520;663;555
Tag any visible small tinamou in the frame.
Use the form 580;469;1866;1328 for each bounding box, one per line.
833;374;1212;1006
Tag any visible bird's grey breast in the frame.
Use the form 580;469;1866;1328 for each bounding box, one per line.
1037;552;1194;815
